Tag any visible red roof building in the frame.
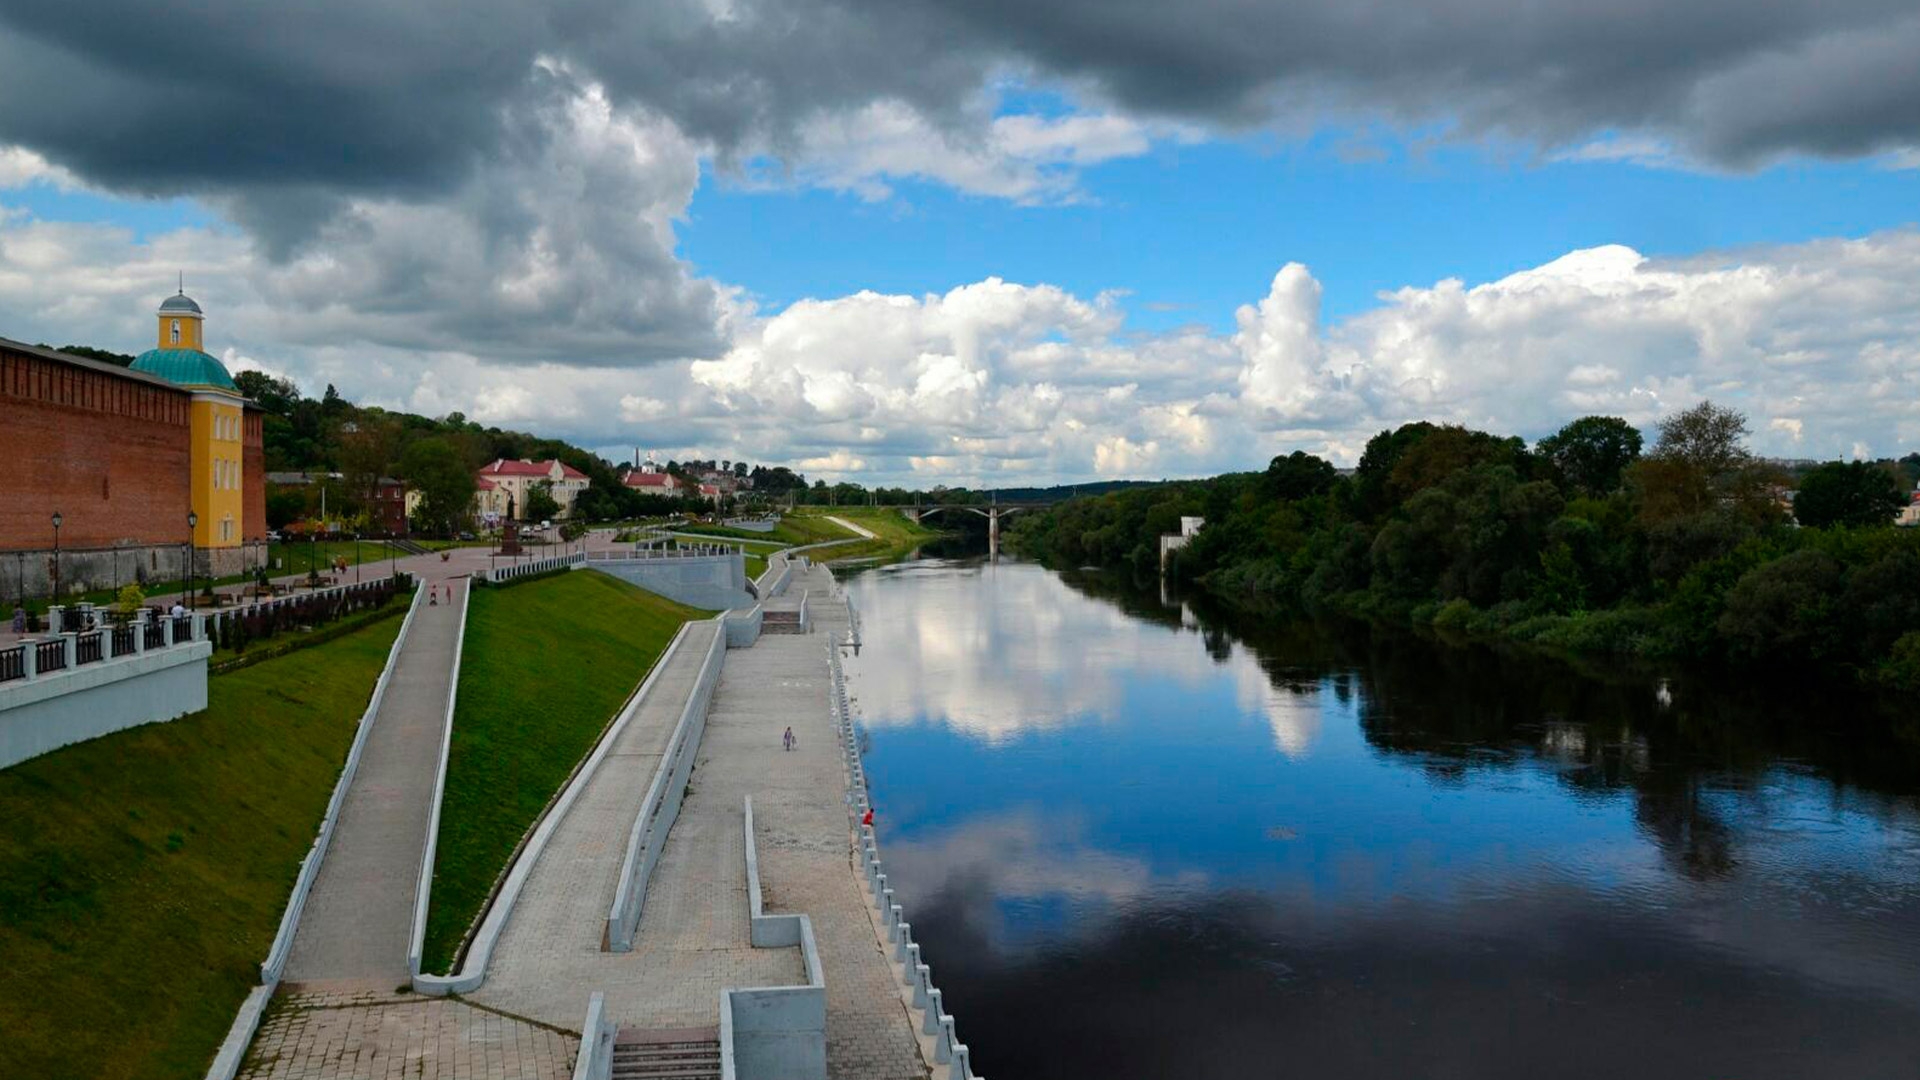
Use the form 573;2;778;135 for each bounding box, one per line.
473;458;591;520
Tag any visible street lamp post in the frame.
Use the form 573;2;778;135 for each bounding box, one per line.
50;511;62;606
355;533;362;584
186;511;198;610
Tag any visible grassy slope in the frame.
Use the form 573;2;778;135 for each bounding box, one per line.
0;615;405;1080
419;570;708;973
789;507;945;563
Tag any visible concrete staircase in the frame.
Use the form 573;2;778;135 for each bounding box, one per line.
612;1028;721;1080
760;609;804;634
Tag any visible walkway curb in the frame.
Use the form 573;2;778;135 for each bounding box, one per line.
406;578;471;984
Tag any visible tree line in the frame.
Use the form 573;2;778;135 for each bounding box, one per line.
230;372;800;534
1009;404;1920;693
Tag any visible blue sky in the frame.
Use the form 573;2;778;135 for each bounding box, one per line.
684;135;1920;331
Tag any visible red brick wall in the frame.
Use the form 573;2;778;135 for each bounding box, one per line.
242;408;266;541
0;346;193;550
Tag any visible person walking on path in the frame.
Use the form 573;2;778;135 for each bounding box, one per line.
429;583;439;606
11;606;24;634
783;725;795;751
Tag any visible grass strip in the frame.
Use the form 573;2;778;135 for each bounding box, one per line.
418;570;709;974
0;614;405;1080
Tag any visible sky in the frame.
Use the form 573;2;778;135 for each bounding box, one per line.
1;1;1917;485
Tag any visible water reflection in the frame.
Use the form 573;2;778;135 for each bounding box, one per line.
845;556;1920;1080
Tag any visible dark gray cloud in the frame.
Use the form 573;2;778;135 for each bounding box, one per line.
5;0;1917;217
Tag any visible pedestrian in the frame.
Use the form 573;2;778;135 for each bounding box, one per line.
170;601;186;619
10;605;24;634
429;584;439;606
861;807;874;827
783;726;795;751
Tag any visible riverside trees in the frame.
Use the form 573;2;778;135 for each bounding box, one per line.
1009;404;1920;691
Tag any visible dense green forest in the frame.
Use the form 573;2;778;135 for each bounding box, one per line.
1010;404;1920;692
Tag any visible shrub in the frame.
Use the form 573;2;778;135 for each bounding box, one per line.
1877;631;1920;691
1431;598;1476;633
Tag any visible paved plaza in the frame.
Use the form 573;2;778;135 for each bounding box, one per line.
241;987;574;1080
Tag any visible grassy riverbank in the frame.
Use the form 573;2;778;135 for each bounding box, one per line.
417;570;708;974
0;615;405;1080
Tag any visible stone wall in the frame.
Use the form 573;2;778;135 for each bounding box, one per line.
0;639;212;769
1;343;195;552
0;541;270;606
588;552;753;610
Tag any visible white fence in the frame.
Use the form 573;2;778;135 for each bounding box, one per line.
834;634;982;1080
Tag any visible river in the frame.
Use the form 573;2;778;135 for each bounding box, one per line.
839;552;1920;1080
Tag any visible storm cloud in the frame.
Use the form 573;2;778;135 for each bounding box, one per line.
4;0;1919;218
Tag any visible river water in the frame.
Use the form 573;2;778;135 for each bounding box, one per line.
840;553;1920;1080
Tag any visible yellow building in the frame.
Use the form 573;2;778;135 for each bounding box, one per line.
129;290;260;551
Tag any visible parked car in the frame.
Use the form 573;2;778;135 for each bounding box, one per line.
457;531;476;541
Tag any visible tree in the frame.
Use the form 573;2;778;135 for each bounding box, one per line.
1792;461;1905;529
399;438;476;536
338;413;402;511
523;481;562;522
1536;415;1642;496
1629;401;1780;525
1264;451;1337;501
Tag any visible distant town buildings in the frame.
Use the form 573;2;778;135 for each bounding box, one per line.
474;458;590;520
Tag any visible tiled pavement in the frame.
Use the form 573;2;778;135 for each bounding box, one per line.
241;985;575;1080
745;565;929;1080
280;579;467;987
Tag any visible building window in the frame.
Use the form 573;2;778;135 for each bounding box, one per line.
171;319;180;345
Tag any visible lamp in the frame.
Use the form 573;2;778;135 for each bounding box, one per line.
186;511;199;611
50;511;63;604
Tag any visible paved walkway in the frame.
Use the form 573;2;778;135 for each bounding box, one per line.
242;987;574;1080
280;578;467;989
471;617;800;1028
740;564;928;1080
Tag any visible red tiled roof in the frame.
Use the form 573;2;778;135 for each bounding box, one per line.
623;471;678;488
476;476;499;491
477;458;588;479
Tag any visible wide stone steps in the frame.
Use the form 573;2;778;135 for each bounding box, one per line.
611;1028;721;1080
761;609;804;634
610;1037;721;1068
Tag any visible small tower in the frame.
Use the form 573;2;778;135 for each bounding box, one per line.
131;287;249;553
157;285;206;351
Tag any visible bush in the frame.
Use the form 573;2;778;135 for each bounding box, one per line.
1717;549;1844;663
114;584;145;617
1431;598;1475;633
1876;631;1920;691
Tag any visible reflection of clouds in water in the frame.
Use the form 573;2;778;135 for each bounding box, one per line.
1229;660;1323;758
850;561;1276;743
881;808;1211;950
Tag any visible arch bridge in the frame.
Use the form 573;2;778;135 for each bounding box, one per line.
899;500;1054;555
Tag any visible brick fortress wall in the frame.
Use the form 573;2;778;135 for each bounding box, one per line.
1;342;266;603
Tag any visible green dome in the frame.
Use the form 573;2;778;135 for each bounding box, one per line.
130;348;236;391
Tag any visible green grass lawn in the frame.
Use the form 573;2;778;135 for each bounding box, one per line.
418;570;709;974
684;508;944;565
0;614;404;1080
